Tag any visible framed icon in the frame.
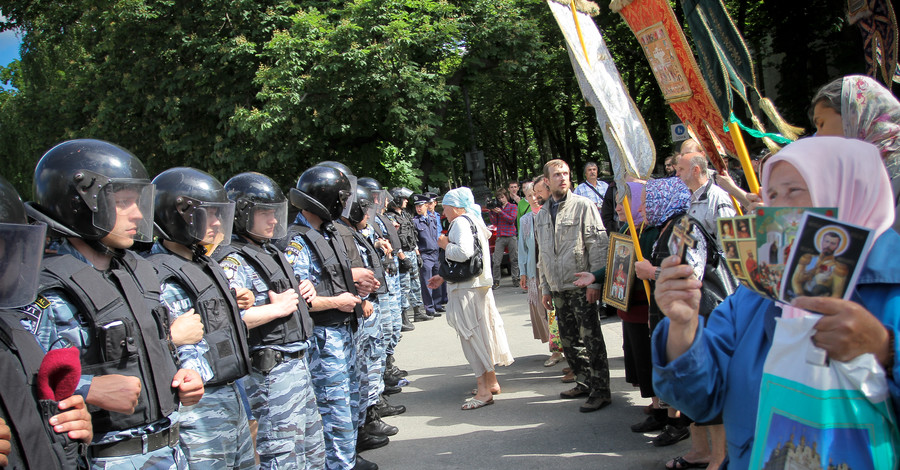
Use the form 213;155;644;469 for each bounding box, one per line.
603;233;636;311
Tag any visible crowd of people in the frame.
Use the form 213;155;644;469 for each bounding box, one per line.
0;73;899;470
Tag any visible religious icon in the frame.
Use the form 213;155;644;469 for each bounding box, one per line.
782;213;872;301
603;233;637;311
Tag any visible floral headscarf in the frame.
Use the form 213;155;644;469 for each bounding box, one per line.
643;177;691;227
841;75;900;179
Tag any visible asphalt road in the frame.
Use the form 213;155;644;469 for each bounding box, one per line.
365;278;690;469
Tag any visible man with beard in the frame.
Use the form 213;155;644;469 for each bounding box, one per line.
791;230;850;298
534;160;611;413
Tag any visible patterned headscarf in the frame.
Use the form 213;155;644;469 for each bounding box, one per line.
642;177;691;227
842;75;900;179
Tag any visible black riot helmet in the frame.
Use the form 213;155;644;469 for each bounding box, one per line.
224;172;288;241
29;139;155;244
317;161;354;177
153;168;236;248
388;187;413;210
0;175;47;308
290;166;352;222
347;185;372;226
358;177;388;213
315;161;358;220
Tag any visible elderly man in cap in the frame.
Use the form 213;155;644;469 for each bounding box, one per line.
412;193;442;317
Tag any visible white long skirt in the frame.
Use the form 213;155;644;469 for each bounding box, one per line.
446;285;515;377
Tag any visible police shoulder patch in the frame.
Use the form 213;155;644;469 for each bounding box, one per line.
35;295;51;309
221;256;242;281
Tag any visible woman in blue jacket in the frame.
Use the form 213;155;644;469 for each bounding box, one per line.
651;136;900;469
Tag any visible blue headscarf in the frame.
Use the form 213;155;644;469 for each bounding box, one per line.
643;177;691;227
442;187;481;218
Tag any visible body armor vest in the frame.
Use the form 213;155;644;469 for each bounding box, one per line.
0;313;82;470
37;251;179;434
212;239;313;347
340;223;388;296
279;225;361;328
146;252;252;386
376;213;403;254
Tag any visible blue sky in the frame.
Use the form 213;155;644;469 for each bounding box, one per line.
0;14;21;90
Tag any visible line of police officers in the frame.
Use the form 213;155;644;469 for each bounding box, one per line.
0;138;422;470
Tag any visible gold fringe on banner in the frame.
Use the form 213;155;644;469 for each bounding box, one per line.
759;97;805;141
547;0;601;16
608;0;634;14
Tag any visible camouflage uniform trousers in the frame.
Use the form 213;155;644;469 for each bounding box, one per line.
246;355;326;470
178;382;257;469
552;289;611;399
358;300;386;411
309;324;359;470
398;251;424;309
381;260;402;355
91;440;187;470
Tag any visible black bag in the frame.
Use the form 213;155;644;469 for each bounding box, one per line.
439;215;484;282
689;218;739;318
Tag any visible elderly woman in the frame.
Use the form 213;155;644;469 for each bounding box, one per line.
652;137;900;468
427;187;514;410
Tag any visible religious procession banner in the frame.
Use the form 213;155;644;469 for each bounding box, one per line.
610;0;732;172
546;0;655;188
680;0;800;151
849;0;900;86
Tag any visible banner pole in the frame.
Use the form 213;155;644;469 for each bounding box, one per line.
622;192;652;304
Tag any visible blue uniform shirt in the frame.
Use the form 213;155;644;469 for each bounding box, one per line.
219;235;307;353
412;212;439;253
149;242;214;382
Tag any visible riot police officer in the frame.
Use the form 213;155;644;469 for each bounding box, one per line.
213;172;324;470
278;165;377;470
21;139;203;469
146;167;256;469
0;174;93;469
386;188;430;323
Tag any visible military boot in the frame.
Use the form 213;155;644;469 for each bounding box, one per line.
375;395;406;417
412;305;433;322
401;308;415;331
365;406;398;436
356;427;389;451
354;455;378;470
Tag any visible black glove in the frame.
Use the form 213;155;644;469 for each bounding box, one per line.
416;255;423;270
399;257;413;273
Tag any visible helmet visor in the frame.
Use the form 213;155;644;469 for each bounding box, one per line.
94;180;156;243
178;197;236;247
247;201;288;240
0;222;48;308
341;175;358;220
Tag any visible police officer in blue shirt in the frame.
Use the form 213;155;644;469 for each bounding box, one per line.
279;165;379;470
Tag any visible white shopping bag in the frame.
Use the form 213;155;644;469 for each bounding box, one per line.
749;314;899;469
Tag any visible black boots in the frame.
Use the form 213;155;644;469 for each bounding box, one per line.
354;455;378;470
365;406;398;436
412;305;433;322
375;395;406;417
401;308;415;331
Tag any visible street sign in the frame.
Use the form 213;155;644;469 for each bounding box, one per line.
670;123;688;142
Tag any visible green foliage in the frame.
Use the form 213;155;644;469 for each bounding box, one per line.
0;0;876;198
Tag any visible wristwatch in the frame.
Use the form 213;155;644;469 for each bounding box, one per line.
654;267;661;280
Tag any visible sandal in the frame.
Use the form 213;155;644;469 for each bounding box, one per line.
461;397;494;410
543;354;563;367
665;456;709;469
